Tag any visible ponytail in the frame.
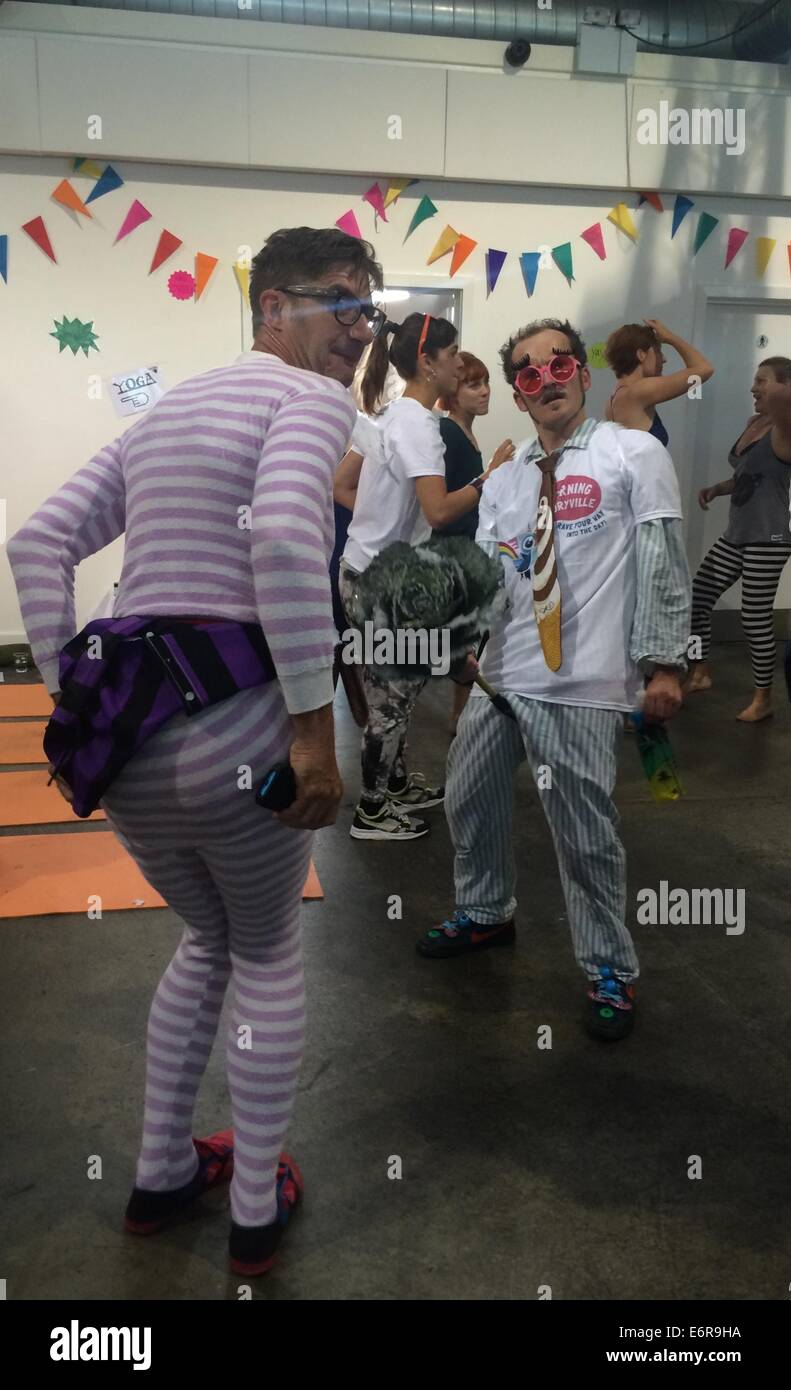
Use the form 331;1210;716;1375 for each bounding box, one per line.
360;320;399;415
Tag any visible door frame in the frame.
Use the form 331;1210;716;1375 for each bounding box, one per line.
689;283;791;637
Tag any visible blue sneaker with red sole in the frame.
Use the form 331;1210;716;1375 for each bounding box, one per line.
416;909;515;958
123;1128;234;1235
586;966;636;1041
229;1153;304;1277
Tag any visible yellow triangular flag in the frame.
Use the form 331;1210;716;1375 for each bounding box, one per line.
607;202;638;240
73;158;104;180
755;236;776;277
234;261;250;301
427;225;460;265
383;179;413;209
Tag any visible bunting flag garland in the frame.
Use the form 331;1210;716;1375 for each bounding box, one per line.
73;158;104;180
405;196;437;241
383;178;417;209
520;252;540;297
580;223;606;261
638;192;664;212
607;202;638;240
755;236;776;278
450;234;477;276
234;261;251;303
724;227;749;269
693;212;719;255
485;249;507;295
115;200;152;244
85;165;125;204
335;210;362;239
671;195;695;238
551;241;574;285
149;229;183;274
0;235;7;285
427;225;460;264
52;180;93;218
22;216;56;263
194;252;219;300
362;183;388;222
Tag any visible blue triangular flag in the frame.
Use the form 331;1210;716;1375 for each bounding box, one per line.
0;235;7;284
85;164;125;205
520;251;540;297
671;195;694;238
485;248;507;296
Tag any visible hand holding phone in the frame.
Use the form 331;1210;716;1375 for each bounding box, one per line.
255;762;297;811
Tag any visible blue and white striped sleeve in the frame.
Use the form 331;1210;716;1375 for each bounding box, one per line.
630;518;691;673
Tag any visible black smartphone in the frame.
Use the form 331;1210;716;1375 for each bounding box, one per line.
255;762;297;812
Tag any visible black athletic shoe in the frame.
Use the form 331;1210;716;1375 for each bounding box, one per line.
586;967;636;1041
229;1153;303;1277
350;799;430;840
388;772;445;809
416;910;515;958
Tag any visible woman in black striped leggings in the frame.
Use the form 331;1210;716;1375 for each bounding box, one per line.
687;357;791;722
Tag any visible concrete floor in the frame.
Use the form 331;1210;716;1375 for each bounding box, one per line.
1;643;790;1301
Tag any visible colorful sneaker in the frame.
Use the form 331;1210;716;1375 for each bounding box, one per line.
124;1128;234;1234
229;1153;304;1277
416;910;515;959
388;772;445;809
350;799;429;840
586;967;636;1041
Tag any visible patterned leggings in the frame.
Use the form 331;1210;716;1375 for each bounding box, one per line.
690;537;791;687
338;562;428;806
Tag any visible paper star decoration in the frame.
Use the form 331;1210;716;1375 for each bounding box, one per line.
50;315;100;357
168;269;196;301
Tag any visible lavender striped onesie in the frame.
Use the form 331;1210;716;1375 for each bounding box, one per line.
7;351;356;1226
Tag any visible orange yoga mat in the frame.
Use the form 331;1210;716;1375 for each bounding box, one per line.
0;719;48;764
0;770;106;825
0;684;53;716
0;832;323;918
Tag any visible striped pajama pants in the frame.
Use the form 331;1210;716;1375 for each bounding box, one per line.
446;693;638;982
101;682;310;1229
691;537;791;687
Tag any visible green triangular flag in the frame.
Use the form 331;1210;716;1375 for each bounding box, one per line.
405;196;437;241
552;241;574;285
693;212;719;255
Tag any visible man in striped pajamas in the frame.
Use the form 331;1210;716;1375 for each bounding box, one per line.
8;227;385;1273
416;318;692;1041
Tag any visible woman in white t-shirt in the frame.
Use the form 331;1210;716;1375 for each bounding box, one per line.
338;312;504;842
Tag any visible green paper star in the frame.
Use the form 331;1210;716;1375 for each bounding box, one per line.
50;316;100;357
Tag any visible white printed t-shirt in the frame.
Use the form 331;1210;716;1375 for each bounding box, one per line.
474;418;683;712
342;396;446;574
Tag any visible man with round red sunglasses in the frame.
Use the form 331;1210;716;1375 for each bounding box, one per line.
417;318;691;1042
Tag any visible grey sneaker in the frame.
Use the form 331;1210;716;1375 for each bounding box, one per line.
387;772;445;809
350;799;430;840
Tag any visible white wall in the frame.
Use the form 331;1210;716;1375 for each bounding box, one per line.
3;149;791;641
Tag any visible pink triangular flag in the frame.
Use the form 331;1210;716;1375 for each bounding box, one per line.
336;210;362;239
724;228;748;269
115;200;152;244
580;223;606;261
362;183;388;222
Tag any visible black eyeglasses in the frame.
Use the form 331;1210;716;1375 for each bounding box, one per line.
276;285;387;336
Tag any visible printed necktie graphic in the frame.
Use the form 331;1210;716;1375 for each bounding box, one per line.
532;450;563;671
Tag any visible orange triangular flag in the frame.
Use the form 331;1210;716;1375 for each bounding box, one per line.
194;252;218;301
427;225;460;265
755;237;776;278
149;229;182;274
450;234;477;276
607;202;638;240
52;179;92;218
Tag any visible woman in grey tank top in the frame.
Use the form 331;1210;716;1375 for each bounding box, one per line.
686;357;791;721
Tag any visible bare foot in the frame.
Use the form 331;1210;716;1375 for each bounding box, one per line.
684;672;712;695
736;699;773;723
